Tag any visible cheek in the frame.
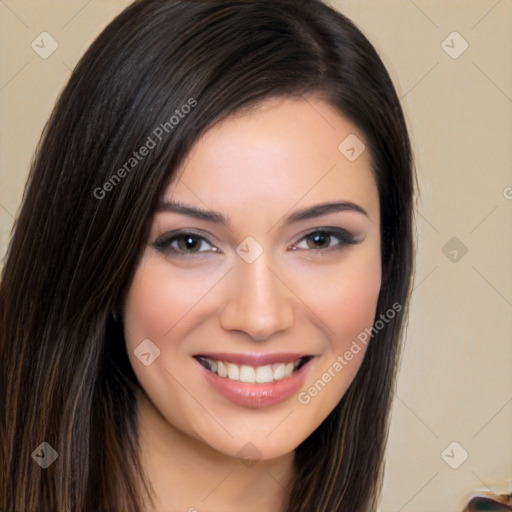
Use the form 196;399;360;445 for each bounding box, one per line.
122;255;208;433
296;255;381;417
122;253;210;344
295;248;382;347
123;261;169;344
329;258;381;345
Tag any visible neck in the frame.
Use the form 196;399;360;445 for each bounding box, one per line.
135;389;295;512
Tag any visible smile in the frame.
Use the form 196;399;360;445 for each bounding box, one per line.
193;353;315;408
195;356;311;383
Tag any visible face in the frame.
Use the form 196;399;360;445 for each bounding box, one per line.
123;95;381;461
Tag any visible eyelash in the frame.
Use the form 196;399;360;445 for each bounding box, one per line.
152;227;359;257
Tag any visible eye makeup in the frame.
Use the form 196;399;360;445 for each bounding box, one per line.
151;226;362;258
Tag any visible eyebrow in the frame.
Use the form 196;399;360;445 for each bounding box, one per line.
157;199;368;227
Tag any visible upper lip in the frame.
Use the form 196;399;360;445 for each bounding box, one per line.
194;352;311;366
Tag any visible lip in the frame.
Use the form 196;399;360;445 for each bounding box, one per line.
194;354;314;408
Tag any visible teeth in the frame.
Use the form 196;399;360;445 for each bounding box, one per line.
217;360;227;378
273;363;285;380
239;365;256;383
227;363;239;380
199;356;306;383
255;365;274;383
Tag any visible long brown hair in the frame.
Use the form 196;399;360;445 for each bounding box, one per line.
0;1;415;510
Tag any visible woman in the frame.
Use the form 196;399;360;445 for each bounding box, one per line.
0;0;415;510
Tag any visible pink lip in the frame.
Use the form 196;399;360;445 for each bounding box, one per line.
193;352;308;366
194;355;314;408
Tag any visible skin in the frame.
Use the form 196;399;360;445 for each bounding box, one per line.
122;94;381;512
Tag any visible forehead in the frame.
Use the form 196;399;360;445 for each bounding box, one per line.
163;95;379;227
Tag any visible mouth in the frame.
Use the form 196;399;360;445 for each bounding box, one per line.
193;353;315;408
194;354;313;383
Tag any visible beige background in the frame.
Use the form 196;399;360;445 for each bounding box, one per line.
0;1;510;510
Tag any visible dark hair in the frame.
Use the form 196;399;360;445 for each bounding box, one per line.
0;0;415;510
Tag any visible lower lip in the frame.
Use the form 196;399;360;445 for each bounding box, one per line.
196;358;313;408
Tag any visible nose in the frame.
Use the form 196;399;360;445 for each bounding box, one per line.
219;255;295;341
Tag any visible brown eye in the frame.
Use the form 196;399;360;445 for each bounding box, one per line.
152;231;220;256
175;235;204;252
292;228;358;252
305;232;333;249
